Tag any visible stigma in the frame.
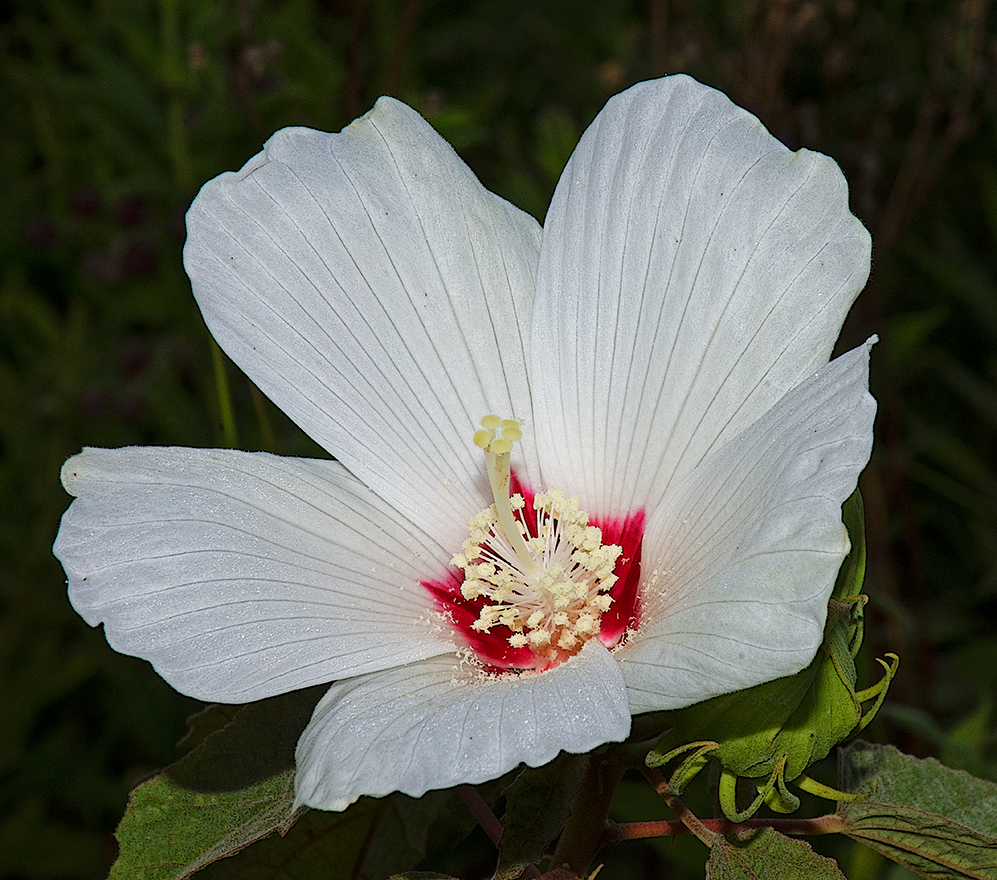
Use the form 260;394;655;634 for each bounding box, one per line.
449;415;623;669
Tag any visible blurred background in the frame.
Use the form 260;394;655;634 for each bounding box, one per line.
3;1;996;877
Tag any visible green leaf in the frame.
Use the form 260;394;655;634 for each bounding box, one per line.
706;829;846;880
389;874;462;880
112;681;494;880
176;704;242;753
110;687;324;880
836;742;997;879
111;767;298;880
494;753;588;880
202;789;470;880
648;492;894;792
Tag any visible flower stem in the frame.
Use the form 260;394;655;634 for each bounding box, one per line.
642;767;716;847
458;785;542;879
607;812;845;842
551;754;625;876
457;784;504;845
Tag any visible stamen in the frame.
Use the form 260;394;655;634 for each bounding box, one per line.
449;415;625;670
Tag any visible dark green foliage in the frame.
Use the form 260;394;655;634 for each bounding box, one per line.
836;742;997;879
707;829;847;880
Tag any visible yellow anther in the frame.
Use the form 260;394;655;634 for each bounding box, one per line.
591;594;614;612
528;629;551;647
558;631;578;650
575;613;597;634
456;415;624;669
469;510;494;531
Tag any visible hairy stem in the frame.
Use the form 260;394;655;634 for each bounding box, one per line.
551;754;625;876
458;784;543;880
608;812;846;842
457;784;504;845
642;767;716;847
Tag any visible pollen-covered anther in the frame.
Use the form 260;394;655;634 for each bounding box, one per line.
452;415;625;670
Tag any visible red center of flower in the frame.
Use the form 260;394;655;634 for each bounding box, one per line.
423;471;644;672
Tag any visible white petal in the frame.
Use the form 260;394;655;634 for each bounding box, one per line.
616;340;876;713
54;447;458;702
533;75;871;515
295;639;630;810
184;97;542;546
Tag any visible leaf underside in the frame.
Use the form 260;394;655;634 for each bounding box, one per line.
836;741;997;879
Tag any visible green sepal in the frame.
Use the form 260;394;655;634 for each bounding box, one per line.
795;771;874;803
719;767;769;824
761;757;800;815
855;654;900;732
645;491;898;820
646;741;721;795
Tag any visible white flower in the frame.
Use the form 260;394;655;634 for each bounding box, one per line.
54;75;875;812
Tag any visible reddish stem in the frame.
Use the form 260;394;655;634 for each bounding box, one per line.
642;767;716;846
609;813;845;842
457;784;504;845
457;784;542;880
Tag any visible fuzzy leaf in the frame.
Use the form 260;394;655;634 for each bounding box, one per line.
111;768;298;880
493;753;589;880
110;683;481;880
389;875;462;880
202;790;470;880
110;687;323;880
706;829;846;879
836;742;997;878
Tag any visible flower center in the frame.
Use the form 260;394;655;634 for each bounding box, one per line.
447;415;623;668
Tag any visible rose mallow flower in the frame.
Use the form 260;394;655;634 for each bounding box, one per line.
54;75;875;811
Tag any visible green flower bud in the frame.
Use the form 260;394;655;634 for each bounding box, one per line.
646;491;899;821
